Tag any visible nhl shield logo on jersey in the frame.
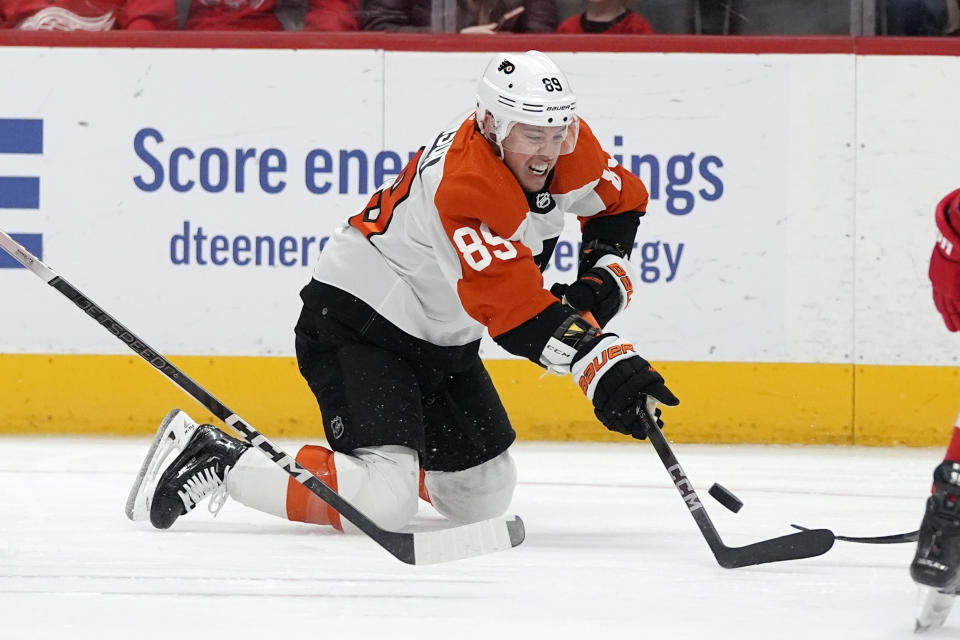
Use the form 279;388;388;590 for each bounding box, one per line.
330;415;345;439
527;189;554;214
498;60;515;74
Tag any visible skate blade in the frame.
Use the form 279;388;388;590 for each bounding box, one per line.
124;409;197;521
915;586;956;633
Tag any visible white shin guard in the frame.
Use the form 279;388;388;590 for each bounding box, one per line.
224;448;290;519
226;444;420;532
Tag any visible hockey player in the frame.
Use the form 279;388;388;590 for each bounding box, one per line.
912;187;960;632
126;50;678;536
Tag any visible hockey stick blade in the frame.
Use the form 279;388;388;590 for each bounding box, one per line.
791;523;919;544
711;528;836;569
638;400;834;568
0;230;524;565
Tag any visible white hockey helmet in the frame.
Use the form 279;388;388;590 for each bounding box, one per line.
476;50;579;156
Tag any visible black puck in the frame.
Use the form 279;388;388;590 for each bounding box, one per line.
708;483;743;513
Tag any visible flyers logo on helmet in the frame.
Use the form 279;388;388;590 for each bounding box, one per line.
498;60;515;74
577;343;635;394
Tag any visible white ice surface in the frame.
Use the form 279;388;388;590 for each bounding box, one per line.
0;437;953;639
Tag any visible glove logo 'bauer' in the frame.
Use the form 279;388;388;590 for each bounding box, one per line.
577;343;635;394
606;262;634;307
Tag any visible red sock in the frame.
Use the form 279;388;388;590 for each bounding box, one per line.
286;445;343;531
945;423;960;463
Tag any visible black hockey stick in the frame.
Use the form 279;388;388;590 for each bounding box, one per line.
790;523;919;544
0;230;524;565
637;400;835;568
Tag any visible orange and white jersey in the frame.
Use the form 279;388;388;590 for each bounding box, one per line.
313;115;648;348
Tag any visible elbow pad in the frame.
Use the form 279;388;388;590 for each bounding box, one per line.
580;211;642;269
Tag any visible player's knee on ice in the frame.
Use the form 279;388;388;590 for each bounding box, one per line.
424;451;517;523
336;445;420;533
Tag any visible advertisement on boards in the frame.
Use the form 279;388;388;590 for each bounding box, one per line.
1;48;853;363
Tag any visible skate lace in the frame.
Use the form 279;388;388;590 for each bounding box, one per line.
208;477;230;517
177;465;231;514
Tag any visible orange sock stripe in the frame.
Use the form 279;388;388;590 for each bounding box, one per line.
945;426;960;463
286;445;343;531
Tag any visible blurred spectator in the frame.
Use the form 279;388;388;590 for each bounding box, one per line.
1;0;120;29
556;0;652;33
885;0;959;35
362;0;557;33
120;0;359;30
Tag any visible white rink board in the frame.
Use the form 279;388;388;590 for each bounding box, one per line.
856;55;960;366
0;48;948;365
1;47;382;356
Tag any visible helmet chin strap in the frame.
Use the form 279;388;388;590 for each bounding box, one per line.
476;113;506;159
492;138;505;159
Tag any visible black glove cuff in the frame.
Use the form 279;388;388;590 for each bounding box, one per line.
494;301;605;369
538;314;604;373
556;314;603;354
580;210;641;271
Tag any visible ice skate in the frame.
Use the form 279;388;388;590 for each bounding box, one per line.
125;409;200;521
148;424;250;529
911;460;960;632
916;588;955;633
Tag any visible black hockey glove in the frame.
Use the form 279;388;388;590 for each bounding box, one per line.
571;334;679;439
550;252;635;328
